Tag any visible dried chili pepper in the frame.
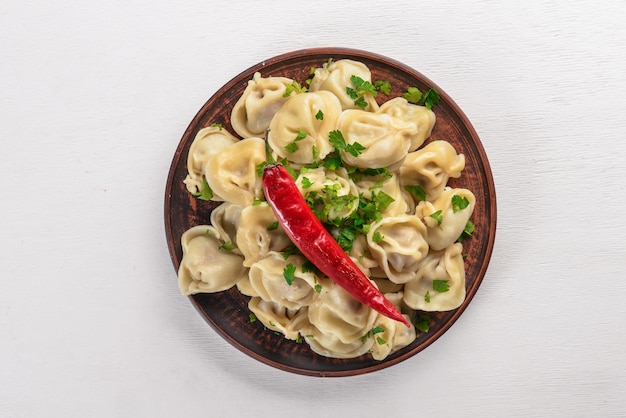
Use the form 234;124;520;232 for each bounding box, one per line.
262;164;410;327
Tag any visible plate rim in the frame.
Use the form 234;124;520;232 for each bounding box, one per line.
164;47;497;377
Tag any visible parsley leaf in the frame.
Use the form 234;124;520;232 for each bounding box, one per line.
433;279;450;293
405;184;427;202
414;314;431;333
283;263;296;285
451;195;470;213
209;122;223;130
347;75;378;109
249;313;257;323
285;141;299;153
192;179;213;201
301;177;313;189
267;221;279;231
283;80;307;97
421;88;441;109
402;86;441;109
294;128;307;141
374;80;392;95
402;86;423;104
328;130;366;157
219;241;235;252
458;220;475;242
315;110;324;120
350;75;378;97
372;231;384;243
429;210;443;226
425;290;431;303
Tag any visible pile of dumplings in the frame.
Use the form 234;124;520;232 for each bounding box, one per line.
178;59;475;360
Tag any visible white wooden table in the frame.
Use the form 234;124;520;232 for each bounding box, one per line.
2;1;625;416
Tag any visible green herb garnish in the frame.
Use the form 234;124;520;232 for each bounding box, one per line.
283;263;296;285
451;195;470;213
433;279;450;293
328;129;366;157
192;179;213;201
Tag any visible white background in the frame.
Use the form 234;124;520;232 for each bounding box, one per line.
2;1;625;416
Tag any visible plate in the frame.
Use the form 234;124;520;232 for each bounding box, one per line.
164;47;496;377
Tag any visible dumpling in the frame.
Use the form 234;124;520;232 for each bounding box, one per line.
378;97;436;151
247;252;320;310
295;166;359;223
301;280;378;358
178;225;247;295
236;203;292;267
336;109;417;170
248;298;310;340
230;72;294;139
399;140;465;202
367;215;429;284
348;234;379;277
204;137;266;206
183;125;239;195
403;243;466;311
309;59;379;111
354;173;409;218
416;187;475;251
368;294;416;361
210;201;244;254
267;91;342;165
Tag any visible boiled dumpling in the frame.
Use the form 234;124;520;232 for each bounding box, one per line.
204;137;266;206
378;97;436;152
267;91;342;165
399;140;465;202
403;243;466;311
178;225;247;295
336;109;416;170
183;125;239;196
231;72;294;139
416;187;475;251
367;215;429;284
309;59;379;111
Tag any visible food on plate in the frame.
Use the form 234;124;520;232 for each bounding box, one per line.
177;58;475;360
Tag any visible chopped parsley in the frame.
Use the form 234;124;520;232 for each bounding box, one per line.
402;86;441;109
267;221;279;231
301;177;313;189
374;80;392;95
328;130;366;157
432;279;450;293
219;241;235;252
372;231;384;243
458;220;475;242
249;313;257;323
404;184;427;202
429;210;443;226
315;110;324;120
283;263;296;285
285;129;307;153
451;195;470;213
192;179;213;201
414;314;431;333
283;80;307;97
425;290;431;303
360;325;386;343
346;75;378;109
209;122;223;130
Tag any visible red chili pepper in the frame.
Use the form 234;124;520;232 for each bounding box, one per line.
262;164;410;327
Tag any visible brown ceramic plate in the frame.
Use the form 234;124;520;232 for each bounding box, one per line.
164;47;496;377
